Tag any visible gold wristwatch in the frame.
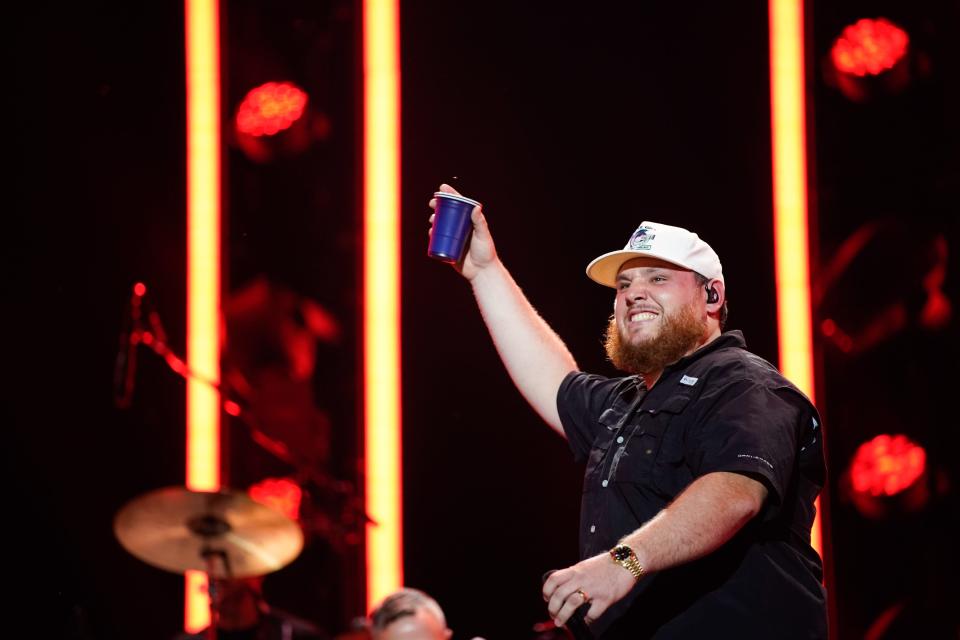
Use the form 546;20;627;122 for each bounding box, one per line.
610;543;645;581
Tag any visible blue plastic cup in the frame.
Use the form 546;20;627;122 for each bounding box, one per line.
428;192;481;263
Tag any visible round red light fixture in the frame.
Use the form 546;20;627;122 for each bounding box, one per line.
236;81;309;137
831;18;909;78
850;433;925;497
248;477;303;522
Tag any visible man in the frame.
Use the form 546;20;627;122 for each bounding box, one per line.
172;576;328;640
369;588;453;640
428;184;827;638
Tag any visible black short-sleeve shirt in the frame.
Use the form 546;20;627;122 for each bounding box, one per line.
557;331;827;639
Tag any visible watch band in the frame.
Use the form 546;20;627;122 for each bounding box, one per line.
610;543;645;581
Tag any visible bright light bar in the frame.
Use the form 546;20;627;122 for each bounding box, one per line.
185;0;221;631
363;0;403;612
769;0;822;558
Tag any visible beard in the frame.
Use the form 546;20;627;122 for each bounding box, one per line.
604;301;708;376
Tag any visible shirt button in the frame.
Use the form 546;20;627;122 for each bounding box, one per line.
645;449;653;455
616;436;624;444
601;479;609;487
590;525;596;533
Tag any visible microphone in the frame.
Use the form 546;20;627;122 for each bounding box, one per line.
114;282;146;408
541;571;593;640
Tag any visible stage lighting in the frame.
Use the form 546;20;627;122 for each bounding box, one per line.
233;81;331;162
237;81;308;136
248;476;303;522
816;221;951;356
825;18;912;102
845;434;929;519
831;18;908;77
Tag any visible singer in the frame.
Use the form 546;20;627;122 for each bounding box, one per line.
428;185;827;638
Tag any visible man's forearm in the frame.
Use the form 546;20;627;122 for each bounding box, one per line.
620;471;768;574
471;259;578;434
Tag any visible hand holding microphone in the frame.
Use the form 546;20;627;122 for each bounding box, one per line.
542;570;593;640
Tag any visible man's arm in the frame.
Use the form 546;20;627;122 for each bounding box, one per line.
619;470;768;570
430;184;577;434
543;471;768;625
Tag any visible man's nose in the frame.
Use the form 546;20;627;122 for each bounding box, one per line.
625;282;648;304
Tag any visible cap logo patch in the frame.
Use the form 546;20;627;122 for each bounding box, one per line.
628;226;656;251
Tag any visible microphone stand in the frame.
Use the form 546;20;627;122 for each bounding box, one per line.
117;287;372;540
114;286;145;408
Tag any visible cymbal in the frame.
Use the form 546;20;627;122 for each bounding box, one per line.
114;486;304;578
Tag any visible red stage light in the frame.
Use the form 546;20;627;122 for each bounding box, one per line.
236;82;309;137
223;400;241;417
831;18;908;77
850;434;925;497
248;477;303;522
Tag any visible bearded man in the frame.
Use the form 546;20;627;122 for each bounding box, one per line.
429;184;828;638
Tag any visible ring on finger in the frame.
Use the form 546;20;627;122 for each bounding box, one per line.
575;588;589;602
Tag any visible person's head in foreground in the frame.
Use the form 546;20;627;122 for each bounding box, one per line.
370;588;453;640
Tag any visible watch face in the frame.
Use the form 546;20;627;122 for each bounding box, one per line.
613;545;632;561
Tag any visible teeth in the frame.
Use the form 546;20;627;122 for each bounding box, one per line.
630;312;657;322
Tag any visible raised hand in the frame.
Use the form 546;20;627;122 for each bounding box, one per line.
428;183;497;281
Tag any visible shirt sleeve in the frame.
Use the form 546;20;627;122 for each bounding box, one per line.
686;380;804;507
557;371;632;463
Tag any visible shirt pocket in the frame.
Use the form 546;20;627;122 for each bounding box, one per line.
652;395;696;498
613;394;692;488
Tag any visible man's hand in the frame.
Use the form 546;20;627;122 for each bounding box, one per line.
542;552;636;627
428;183;497;281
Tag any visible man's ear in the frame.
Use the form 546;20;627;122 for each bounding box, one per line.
706;279;725;308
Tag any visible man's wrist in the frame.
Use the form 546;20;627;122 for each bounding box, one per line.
609;543;645;581
467;256;504;285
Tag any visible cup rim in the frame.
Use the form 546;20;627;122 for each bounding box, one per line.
433;192;481;207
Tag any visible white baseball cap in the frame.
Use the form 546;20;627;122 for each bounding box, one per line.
586;221;724;288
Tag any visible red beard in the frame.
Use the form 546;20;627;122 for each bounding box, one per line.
604;302;708;376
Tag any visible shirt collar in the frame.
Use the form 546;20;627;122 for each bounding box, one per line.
661;330;747;377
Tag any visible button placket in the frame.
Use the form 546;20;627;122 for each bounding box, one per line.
599;391;647;487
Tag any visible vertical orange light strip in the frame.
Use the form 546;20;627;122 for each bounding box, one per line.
769;0;822;557
363;0;402;612
185;0;221;631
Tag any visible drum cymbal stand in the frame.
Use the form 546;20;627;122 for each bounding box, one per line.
201;546;233;640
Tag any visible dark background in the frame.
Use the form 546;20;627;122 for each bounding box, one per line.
809;1;959;637
12;1;958;638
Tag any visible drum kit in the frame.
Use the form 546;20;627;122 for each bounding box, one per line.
113;486;304;580
108;282;576;639
113;485;320;639
113;486;348;640
112;281;362;637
